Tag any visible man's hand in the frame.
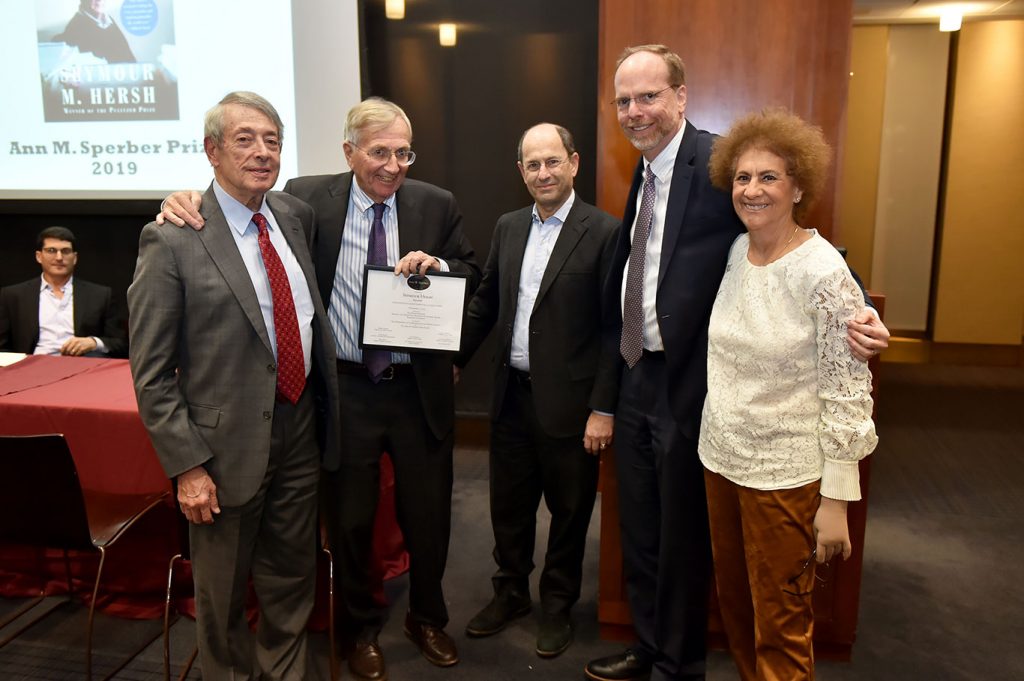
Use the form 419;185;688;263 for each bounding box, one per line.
177;466;220;524
395;250;440;276
847;308;890;363
583;412;614;455
813;497;851;563
60;336;97;356
155;190;205;230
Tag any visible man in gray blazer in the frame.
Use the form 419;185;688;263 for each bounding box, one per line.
456;123;620;658
157;97;481;681
129;91;340;680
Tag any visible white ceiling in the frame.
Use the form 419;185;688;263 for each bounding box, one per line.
853;0;1024;24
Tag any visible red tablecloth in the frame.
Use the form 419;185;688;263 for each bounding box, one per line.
0;355;408;621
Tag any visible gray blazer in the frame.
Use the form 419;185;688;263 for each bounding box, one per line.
128;186;340;506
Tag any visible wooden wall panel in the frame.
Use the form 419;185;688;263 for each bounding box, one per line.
597;0;854;241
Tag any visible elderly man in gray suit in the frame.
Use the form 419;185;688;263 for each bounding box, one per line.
128;91;340;680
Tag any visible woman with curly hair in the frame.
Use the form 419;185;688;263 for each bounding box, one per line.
698;108;878;679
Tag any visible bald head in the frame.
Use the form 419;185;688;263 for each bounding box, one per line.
517;123;580;221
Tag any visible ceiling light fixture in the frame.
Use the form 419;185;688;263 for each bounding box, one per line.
439;23;457;47
385;0;405;20
939;11;963;31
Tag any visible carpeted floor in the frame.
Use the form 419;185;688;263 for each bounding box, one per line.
1;361;1022;679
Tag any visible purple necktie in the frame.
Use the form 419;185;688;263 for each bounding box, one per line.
620;166;656;368
364;203;391;382
252;213;305;403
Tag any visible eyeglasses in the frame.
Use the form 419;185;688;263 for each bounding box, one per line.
40;247;75;256
612;86;677;111
521;157;569;173
782;548;827;597
349;142;416;167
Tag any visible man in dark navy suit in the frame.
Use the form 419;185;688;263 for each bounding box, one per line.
584;45;891;681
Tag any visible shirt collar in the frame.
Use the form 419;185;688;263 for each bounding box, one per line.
213;180;272;237
39;274;73;293
350;179;397;215
532;190;576;225
643;118;688;181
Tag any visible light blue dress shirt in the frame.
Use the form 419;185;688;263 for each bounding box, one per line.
509;191;576;372
213;181;314;376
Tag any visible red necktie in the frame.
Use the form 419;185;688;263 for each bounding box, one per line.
253;212;305;404
620;166;656;368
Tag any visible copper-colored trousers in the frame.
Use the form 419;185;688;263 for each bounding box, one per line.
704;469;821;681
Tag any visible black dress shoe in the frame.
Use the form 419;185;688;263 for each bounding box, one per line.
584;648;652;681
347;639;387;680
536;612;572;658
465;592;532;637
404;612;459;667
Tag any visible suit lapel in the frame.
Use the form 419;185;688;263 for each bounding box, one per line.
267;194;318;305
503;210;532;312
195;186;274;354
316;173;353;305
535;205;588;310
395;185;422;255
658;122;698;286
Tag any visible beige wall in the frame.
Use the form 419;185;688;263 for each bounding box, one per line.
839;26;888;285
870;25;949;332
933;20;1024;344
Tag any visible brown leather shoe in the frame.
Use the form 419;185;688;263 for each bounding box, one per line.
403;612;459;667
348;639;387;680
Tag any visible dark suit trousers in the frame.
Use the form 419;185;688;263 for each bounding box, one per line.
323;367;454;633
189;389;319;681
615;352;712;681
488;372;599;615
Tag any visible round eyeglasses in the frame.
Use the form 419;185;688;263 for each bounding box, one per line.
349;142;416;167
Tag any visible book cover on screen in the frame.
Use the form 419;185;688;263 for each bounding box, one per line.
36;0;179;122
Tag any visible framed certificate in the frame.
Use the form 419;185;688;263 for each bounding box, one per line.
359;265;469;353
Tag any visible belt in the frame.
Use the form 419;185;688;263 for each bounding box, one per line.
336;359;412;381
509;368;531;390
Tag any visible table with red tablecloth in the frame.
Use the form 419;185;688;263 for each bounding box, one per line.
0;355;408;621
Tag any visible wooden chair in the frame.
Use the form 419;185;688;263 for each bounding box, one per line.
0;433;169;680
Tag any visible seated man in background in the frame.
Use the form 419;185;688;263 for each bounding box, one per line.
0;226;127;357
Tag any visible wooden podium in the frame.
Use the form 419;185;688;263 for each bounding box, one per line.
596;296;885;660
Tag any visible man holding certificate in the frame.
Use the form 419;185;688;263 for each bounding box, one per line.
159;97;481;680
456;123;620;658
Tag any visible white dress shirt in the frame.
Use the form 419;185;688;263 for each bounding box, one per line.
619;120;688;352
34;276;77;355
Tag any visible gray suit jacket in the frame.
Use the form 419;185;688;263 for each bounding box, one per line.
458;198;620;438
128;187;340;506
0;277;127;357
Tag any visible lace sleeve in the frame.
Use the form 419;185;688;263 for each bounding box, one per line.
811;268;879;501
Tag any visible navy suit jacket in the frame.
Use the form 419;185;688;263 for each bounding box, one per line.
0;276;127;357
282;173;481;440
604;122;744;439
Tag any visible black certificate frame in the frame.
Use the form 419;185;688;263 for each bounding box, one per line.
358;264;469;354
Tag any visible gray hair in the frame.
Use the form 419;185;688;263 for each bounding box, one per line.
345;97;413;146
204;91;284;146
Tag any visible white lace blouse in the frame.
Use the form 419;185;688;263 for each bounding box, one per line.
698;231;878;501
